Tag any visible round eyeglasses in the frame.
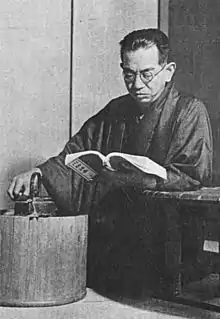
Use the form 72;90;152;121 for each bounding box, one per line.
122;64;167;86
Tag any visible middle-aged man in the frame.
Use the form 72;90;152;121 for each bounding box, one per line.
8;29;213;292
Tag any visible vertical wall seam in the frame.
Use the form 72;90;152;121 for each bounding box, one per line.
158;0;161;30
69;0;74;139
158;0;169;36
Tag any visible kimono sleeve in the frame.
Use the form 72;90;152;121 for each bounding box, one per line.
37;119;97;214
157;98;213;191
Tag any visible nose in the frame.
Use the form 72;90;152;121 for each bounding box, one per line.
132;74;145;89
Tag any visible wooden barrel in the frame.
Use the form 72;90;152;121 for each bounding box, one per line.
0;209;88;307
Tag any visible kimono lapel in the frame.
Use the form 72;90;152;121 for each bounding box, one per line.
148;84;181;164
127;82;173;156
105;120;126;154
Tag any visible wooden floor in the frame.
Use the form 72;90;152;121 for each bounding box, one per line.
0;287;220;319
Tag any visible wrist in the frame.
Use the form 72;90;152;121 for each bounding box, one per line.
34;167;43;176
139;175;157;190
146;176;157;189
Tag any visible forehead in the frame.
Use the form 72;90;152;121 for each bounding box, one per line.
122;45;160;69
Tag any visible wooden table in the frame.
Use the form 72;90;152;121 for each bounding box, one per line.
143;187;220;307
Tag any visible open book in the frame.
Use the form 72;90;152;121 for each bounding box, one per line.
65;150;167;182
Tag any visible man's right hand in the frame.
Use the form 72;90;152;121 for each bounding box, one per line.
7;168;42;200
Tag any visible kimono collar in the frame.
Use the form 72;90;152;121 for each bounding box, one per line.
124;81;174;122
139;81;174;118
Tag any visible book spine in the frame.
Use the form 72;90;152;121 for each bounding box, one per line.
67;158;98;181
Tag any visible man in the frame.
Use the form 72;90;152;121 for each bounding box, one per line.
8;29;213;293
8;28;213;209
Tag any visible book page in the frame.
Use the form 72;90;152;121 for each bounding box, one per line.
65;150;106;165
107;152;167;180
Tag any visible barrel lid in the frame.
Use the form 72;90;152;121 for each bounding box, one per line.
0;209;15;216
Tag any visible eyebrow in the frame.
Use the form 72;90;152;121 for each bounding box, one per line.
122;66;155;73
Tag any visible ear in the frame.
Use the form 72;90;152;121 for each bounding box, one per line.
164;62;176;82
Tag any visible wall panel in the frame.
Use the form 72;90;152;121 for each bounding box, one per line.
169;0;220;184
72;0;158;132
0;0;70;208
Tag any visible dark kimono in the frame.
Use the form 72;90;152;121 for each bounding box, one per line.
39;82;212;214
39;83;213;293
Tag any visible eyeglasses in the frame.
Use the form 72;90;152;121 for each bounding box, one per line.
121;64;167;85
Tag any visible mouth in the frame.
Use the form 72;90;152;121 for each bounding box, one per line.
132;90;150;95
135;93;151;98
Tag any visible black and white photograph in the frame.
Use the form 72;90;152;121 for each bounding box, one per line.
1;0;220;318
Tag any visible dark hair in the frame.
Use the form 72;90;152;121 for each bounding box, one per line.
119;28;169;65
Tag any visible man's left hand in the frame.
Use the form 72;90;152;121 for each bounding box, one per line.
97;164;157;190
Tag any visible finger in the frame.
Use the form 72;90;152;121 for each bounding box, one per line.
7;178;16;199
100;168;115;179
120;162;138;171
13;178;25;197
104;165;116;172
23;182;31;197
